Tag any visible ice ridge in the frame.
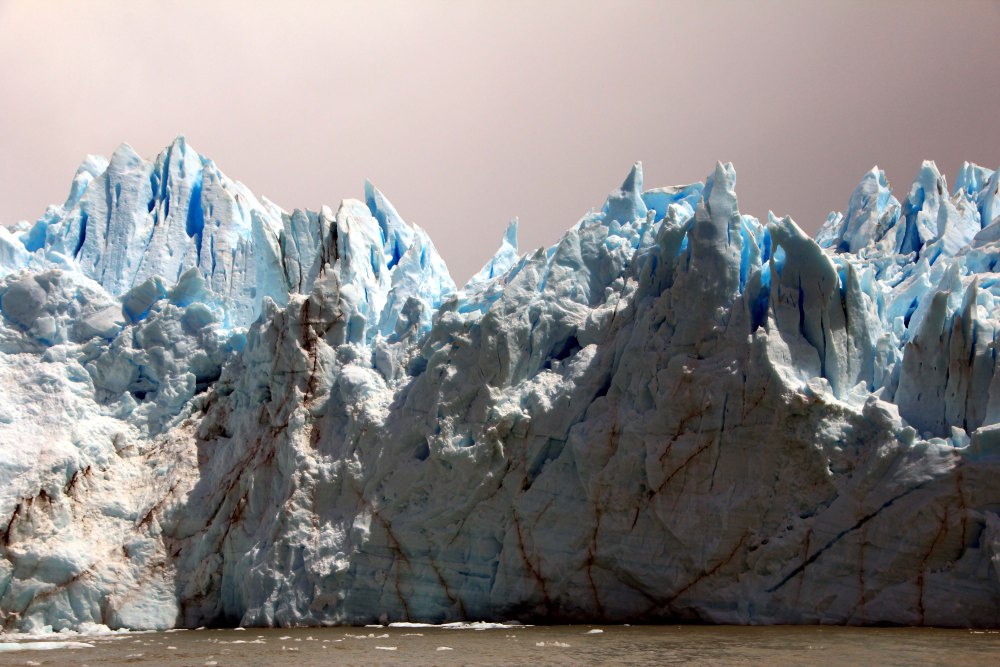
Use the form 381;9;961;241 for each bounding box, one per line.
1;140;1000;632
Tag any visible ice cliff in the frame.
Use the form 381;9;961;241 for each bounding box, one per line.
1;138;1000;631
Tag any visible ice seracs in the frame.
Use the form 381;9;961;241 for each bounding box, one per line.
464;219;519;291
2;140;1000;632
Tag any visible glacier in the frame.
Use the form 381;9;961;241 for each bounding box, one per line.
1;138;1000;632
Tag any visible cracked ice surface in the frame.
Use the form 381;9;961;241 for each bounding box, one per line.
1;139;1000;632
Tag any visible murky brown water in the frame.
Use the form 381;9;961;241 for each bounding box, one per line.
1;624;998;666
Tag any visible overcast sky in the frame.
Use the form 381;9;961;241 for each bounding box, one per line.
2;0;999;281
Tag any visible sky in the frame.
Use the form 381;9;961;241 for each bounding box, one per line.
1;0;999;282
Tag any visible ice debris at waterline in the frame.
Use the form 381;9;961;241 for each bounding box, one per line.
1;138;1000;633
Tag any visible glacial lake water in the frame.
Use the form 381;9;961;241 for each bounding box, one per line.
1;624;998;666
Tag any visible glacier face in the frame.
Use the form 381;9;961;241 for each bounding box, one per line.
1;140;1000;632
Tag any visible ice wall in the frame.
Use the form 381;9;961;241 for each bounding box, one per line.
1;140;1000;632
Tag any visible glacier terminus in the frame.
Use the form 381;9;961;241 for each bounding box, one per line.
1;137;1000;632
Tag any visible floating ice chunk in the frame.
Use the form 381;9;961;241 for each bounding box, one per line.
440;622;523;630
388;622;437;628
0;641;94;652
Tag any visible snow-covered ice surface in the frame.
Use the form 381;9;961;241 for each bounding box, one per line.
2;138;1000;632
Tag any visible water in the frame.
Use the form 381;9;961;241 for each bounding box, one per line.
1;625;998;666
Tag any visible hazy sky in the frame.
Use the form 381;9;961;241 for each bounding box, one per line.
2;0;999;281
